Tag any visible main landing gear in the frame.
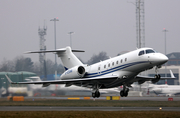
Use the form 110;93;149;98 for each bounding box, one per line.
92;84;101;98
120;85;129;97
92;90;100;98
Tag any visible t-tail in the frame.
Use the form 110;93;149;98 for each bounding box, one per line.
57;47;84;70
25;46;84;70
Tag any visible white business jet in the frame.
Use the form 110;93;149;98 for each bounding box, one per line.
6;46;175;98
148;84;180;97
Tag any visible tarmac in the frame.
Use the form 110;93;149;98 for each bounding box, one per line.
1;96;180;111
0;106;180;111
26;96;180;101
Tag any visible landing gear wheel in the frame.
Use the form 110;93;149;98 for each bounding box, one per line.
120;87;129;97
124;91;128;97
120;90;124;97
92;93;95;98
95;91;100;98
92;91;100;98
155;74;161;79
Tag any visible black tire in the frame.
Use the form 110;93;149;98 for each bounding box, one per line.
95;91;100;98
92;93;95;98
155;75;158;78
124;91;128;97
97;92;100;98
158;74;161;79
120;91;124;97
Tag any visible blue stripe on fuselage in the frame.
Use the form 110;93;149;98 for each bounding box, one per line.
84;61;149;78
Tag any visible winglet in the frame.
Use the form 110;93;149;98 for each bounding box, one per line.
5;75;16;84
170;70;175;78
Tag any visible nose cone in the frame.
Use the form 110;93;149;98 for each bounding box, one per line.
150;53;168;66
160;54;168;64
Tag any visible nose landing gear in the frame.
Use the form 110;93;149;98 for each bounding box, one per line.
155;74;161;79
155;66;161;79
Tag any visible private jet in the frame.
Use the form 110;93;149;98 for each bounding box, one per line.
148;84;180;97
6;46;175;98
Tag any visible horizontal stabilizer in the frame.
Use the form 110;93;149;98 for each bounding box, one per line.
25;47;84;54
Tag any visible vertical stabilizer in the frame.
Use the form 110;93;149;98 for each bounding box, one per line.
57;47;84;70
25;46;84;70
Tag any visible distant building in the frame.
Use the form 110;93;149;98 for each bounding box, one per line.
0;71;37;89
167;52;180;66
40;74;61;81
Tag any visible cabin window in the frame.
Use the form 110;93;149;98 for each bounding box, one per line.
116;61;118;64
121;59;123;63
138;50;144;56
98;67;100;70
108;63;110;67
112;62;114;66
125;58;127;62
146;49;155;54
104;65;106;68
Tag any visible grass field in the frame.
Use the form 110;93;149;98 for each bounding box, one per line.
0;111;180;118
0;98;180;107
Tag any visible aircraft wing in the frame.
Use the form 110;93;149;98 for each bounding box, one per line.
5;74;118;87
134;70;176;84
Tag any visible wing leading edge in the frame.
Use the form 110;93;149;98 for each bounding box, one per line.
5;74;118;86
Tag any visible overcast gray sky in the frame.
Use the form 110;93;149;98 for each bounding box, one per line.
0;0;180;64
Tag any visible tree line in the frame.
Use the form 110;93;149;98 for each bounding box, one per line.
0;52;109;76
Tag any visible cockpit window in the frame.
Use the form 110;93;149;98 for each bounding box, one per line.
138;50;144;56
146;49;155;54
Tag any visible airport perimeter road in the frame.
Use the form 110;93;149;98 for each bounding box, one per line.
0;106;180;111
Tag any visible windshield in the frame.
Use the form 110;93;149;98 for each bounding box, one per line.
146;49;155;54
138;50;145;56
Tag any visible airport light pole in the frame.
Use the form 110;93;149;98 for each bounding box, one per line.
68;32;74;48
163;28;168;84
50;18;59;70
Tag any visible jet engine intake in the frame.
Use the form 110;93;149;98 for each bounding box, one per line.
61;66;86;80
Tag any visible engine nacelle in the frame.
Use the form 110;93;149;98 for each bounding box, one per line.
61;66;86;80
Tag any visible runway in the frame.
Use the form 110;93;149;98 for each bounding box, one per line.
26;96;180;101
0;106;180;111
1;96;179;111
